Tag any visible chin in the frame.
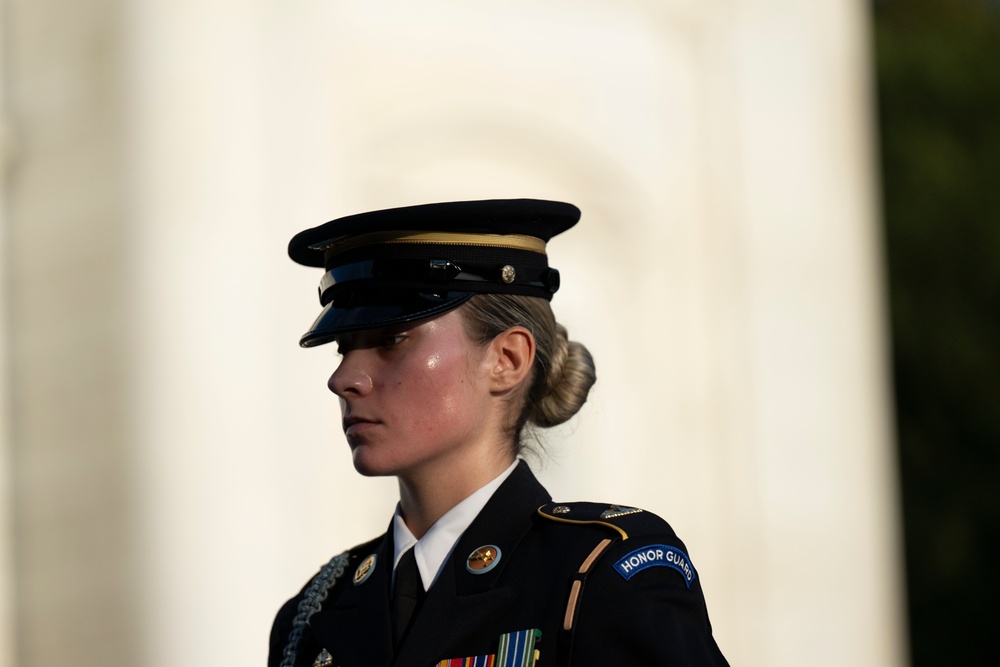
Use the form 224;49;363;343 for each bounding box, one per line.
350;448;398;478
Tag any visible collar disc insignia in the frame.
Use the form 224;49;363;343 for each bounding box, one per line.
353;553;377;585
466;544;502;574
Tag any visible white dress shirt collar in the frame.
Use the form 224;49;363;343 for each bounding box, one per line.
392;459;520;591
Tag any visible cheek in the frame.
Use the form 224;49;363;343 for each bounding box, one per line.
386;354;476;428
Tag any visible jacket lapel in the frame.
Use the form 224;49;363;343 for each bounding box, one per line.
395;461;551;666
309;528;394;667
307;462;552;667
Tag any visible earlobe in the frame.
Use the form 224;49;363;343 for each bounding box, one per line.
490;327;536;392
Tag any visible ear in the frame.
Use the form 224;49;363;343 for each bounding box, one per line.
487;326;536;393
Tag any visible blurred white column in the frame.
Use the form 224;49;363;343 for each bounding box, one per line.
713;3;908;664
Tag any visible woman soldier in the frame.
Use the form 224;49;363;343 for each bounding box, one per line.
269;199;728;667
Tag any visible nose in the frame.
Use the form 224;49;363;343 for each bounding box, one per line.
328;352;374;397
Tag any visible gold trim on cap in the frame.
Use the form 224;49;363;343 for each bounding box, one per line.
311;231;547;256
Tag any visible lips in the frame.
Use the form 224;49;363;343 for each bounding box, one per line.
343;415;378;436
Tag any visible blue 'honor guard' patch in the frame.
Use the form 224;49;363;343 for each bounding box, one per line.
613;544;696;588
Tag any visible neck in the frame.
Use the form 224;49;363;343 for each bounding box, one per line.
397;449;515;539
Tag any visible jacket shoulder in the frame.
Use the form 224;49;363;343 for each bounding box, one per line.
268;535;386;667
537;502;728;664
283;534;384;602
536;501;699;590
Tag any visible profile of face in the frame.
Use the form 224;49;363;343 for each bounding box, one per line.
328;309;523;481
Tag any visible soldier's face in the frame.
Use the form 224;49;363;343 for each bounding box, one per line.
327;309;503;480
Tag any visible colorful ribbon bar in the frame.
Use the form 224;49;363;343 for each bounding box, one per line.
435;656;495;667
435;628;541;667
497;628;541;667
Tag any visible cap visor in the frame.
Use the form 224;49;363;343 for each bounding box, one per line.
299;291;475;347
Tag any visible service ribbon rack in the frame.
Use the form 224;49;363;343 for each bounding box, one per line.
436;628;541;667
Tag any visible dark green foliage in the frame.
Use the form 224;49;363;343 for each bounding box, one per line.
874;0;1000;664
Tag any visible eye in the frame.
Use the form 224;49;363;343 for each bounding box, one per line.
380;334;406;349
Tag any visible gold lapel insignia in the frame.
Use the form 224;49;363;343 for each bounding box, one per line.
312;648;333;667
466;544;502;574
353;553;377;586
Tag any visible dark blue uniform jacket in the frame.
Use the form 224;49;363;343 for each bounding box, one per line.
269;461;729;667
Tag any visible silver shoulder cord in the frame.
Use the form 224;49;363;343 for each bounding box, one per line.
280;552;350;667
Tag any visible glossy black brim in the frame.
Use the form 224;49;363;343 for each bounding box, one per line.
299;291;475;347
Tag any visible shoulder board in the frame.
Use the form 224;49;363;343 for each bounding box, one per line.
537;502;675;541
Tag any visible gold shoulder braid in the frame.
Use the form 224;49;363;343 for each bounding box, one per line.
280;552;350;667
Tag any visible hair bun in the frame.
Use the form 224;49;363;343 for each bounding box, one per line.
528;324;596;428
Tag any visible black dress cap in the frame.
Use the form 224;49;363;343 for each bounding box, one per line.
288;198;580;347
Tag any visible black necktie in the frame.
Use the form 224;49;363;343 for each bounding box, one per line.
391;547;424;650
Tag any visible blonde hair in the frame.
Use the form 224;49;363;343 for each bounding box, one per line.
459;294;596;452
